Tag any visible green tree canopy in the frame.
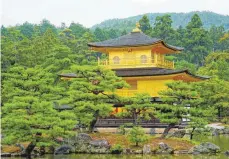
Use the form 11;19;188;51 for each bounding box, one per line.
61;66;128;132
152;14;175;44
1;66;76;157
139;15;152;36
184;14;213;66
153;81;215;139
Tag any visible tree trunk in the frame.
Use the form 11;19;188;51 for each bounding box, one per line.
218;107;221;120
160;123;175;139
21;142;36;159
136;142;138;147
89;110;99;132
133;111;138;125
21;132;42;158
190;127;196;140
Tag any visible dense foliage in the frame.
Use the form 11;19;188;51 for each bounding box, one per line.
1;12;229;154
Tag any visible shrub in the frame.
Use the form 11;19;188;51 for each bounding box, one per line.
110;144;123;154
127;126;148;146
222;117;229;124
117;123;133;135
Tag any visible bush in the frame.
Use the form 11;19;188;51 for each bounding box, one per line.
222;117;229;124
117;123;133;135
127;126;148;146
110;144;123;154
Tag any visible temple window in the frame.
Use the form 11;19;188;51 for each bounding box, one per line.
151;53;155;63
113;56;120;64
140;55;147;64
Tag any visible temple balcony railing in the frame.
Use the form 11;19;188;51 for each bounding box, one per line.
98;57;174;69
115;89;158;97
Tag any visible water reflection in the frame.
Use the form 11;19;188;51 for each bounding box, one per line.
21;154;228;159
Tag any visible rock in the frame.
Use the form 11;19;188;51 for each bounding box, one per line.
89;140;110;148
75;143;88;153
39;146;45;156
75;133;92;144
143;144;151;154
223;128;229;134
31;147;40;157
149;128;156;135
174;150;189;154
123;148;131;154
225;150;229;156
89;140;110;154
212;129;220;136
155;142;173;154
89;146;109;154
168;129;186;138
15;143;25;153
1;153;11;157
74;133;110;154
131;149;142;154
54;145;73;155
11;153;21;157
188;142;220;154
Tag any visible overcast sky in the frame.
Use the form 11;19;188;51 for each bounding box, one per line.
1;0;229;28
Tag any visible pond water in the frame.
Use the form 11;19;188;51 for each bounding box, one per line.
3;135;229;159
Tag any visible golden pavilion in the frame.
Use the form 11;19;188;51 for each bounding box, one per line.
60;23;209;116
87;24;208;99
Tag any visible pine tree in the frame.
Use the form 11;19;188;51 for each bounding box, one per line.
117;93;154;125
128;126;148;146
139;15;152;36
184;14;213;66
152;14;175;43
62;66;128;132
94;27;108;41
153;81;215;139
209;25;225;51
1;66;76;158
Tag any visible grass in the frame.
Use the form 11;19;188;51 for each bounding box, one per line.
90;133;194;150
1;142;29;153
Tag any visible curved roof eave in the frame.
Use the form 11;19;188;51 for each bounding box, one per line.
88;32;184;51
58;68;210;80
184;70;210;80
88;41;184;51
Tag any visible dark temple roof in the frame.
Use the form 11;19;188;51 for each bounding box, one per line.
114;67;209;79
59;67;209;80
88;32;183;51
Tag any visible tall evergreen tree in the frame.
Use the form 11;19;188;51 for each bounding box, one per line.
18;22;35;39
152;15;175;44
94;27;108;41
69;22;89;38
39;19;58;35
121;29;127;36
209;25;225;52
139;15;152;36
184;14;213;66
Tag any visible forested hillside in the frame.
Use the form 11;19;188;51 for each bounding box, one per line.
92;11;229;31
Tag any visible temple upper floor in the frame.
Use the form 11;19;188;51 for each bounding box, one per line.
97;46;174;69
88;24;183;70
